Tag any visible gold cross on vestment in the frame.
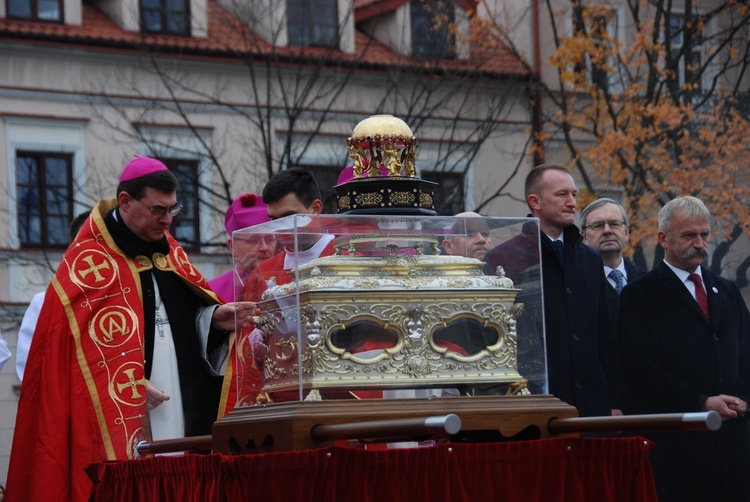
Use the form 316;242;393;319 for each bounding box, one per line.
116;368;147;400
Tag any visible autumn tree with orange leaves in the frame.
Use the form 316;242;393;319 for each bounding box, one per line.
504;0;750;281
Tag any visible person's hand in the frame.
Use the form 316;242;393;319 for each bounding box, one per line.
611;408;623;416
237;253;261;274
212;302;262;332
145;380;170;411
729;397;749;415
249;328;268;362
703;394;745;420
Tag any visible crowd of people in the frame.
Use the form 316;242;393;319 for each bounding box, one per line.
3;158;748;502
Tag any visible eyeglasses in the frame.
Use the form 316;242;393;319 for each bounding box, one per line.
133;198;183;218
240;235;277;246
583;219;627;232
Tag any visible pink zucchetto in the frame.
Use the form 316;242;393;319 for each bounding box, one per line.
118;156;169;182
224;193;271;234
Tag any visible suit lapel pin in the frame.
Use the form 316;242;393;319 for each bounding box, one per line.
712;287;718;293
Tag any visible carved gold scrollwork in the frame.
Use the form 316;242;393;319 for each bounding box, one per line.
275;338;297;361
263;358;287;381
259;294;525;392
253;311;277;340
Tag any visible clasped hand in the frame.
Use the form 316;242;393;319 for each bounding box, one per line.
703;394;749;420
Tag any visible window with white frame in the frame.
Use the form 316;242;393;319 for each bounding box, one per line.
411;0;456;60
667;13;705;95
565;2;627;95
5;118;86;251
160;157;201;250
6;0;63;22
136;125;215;251
591;4;626;94
140;0;190;36
287;0;339;48
16;151;74;247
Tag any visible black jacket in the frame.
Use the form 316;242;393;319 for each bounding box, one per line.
485;221;623;417
606;259;647;327
619;261;750;501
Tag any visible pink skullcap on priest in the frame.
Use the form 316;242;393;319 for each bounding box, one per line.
119;156;169;182
224;193;271;234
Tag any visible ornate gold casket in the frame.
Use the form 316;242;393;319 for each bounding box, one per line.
216;212;562;453
236;215;533;402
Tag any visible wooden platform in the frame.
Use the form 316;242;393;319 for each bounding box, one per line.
211;394;578;454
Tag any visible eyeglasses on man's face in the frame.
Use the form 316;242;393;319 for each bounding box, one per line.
239;235;277;246
133;198;183;218
583;219;627;232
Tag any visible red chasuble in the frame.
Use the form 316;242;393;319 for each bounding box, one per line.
6;199;236;502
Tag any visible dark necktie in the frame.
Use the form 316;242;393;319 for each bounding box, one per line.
688;273;710;319
551;240;564;265
608;269;626;294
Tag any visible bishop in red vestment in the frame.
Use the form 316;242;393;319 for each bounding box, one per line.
6;158;251;501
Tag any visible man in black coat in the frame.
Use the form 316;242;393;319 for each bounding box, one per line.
580;198;647;325
619;195;750;502
484;164;623;417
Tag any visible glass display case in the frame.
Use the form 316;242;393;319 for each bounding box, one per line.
231;213;547;407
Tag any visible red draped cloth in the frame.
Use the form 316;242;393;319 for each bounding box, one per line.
87;437;657;501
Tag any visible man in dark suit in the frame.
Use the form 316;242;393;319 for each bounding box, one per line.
484;164;623;417
580;198;646;324
619;195;750;502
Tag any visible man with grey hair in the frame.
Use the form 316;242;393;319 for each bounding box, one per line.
442;211;491;260
580;198;646;321
618;195;750;502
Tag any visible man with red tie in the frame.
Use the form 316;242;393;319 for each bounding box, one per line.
618;195;750;502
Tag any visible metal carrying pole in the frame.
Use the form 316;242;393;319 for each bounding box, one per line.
547;411;722;434
310;414;462;442
134;411;720;455
136;435;212;456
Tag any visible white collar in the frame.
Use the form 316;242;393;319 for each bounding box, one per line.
603;258;627;278
283;234;334;269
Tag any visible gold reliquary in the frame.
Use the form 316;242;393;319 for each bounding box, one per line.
232;214;547;405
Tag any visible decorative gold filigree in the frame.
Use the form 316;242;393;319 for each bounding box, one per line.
262;357;287;381
390;191;416;205
338;195;351;210
275;338;297;361
254;246;526;394
354;193;383;206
